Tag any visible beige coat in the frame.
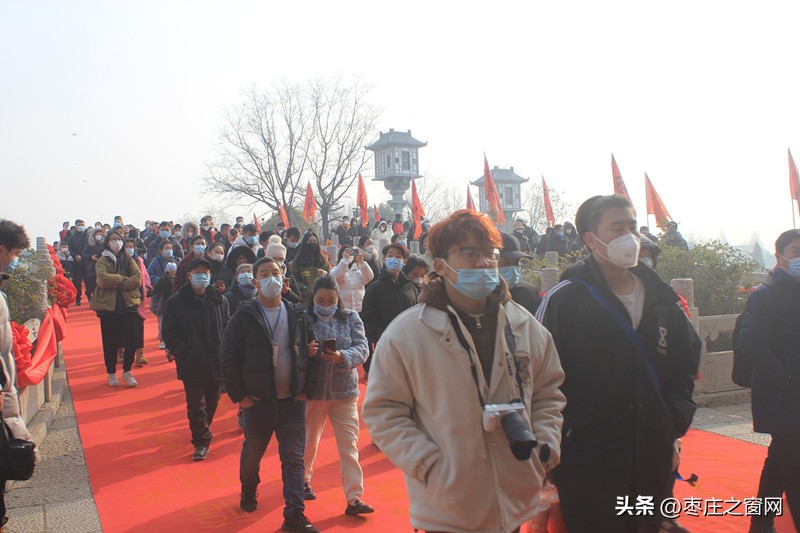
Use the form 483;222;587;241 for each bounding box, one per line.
362;301;566;533
89;252;142;313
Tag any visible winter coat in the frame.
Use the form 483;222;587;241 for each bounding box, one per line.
0;291;33;442
739;268;800;435
509;281;541;317
370;225;391;245
147;255;171;286
360;269;418;346
330;258;374;312
174;252;202;290
208;259;234;292
162;282;230;381
306;309;368;400
334;225;352;246
67;230;89;263
363;296;565;533
535;256;700;503
89;251;142;313
82;228;106;277
224;282;258;311
288;256;330;307
220;299;319;403
545;234;569;256
181;222;200;255
56;249;75;278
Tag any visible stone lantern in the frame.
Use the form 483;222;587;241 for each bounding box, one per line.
471;166;529;228
366;129;427;217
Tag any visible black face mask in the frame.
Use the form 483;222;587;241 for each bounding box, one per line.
305;243;320;254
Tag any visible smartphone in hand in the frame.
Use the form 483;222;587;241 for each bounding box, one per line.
323;339;337;352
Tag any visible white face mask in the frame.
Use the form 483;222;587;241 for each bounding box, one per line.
640;257;654;268
593;233;641;269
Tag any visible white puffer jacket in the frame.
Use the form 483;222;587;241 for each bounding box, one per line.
330;259;374;312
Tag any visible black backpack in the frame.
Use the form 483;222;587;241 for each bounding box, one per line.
731;276;778;387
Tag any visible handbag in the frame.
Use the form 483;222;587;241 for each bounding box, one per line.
0;421;36;480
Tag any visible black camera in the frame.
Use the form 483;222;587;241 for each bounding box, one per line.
482;402;538;461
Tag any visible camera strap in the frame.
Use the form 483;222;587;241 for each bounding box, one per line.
446;309;526;408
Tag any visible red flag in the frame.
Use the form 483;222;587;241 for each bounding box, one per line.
411;178;425;240
483;155;507;225
466;185;476;211
611;154;632;203
303;181;316;223
279;205;290;228
644;173;673;230
357;172;369;227
373;204;381;223
253;213;261;234
542;176;555;227
789;149;800;218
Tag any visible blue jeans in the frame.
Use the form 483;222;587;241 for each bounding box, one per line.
240;397;306;516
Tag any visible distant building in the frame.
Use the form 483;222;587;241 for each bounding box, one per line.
471;166;529;226
366;129;427;217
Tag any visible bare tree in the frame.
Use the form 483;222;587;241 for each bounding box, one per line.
523;180;575;232
205;82;311;224
411;175;462;223
306;77;379;240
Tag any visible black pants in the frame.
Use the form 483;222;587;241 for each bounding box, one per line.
72;264;85;303
85;275;97;302
182;381;221;447
753;433;800;529
100;313;139;373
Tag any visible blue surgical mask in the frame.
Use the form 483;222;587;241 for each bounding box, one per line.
244;235;255;245
385;257;403;272
288;241;300;249
781;255;800;278
397;240;407;247
162;249;173;259
7;256;19;271
113;222;121;228
259;276;283;298
159;230;170;239
193;244;206;255
76;225;86;233
165;263;178;273
443;261;500;300
125;248;135;257
498;265;521;288
238;272;254;286
191;272;211;289
556;231;564;237
314;303;338;317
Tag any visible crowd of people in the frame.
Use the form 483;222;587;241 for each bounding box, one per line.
0;199;792;533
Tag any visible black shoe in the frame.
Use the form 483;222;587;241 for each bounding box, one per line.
192;446;209;461
240;487;258;512
660;518;691;532
303;482;317;500
747;523;777;533
75;301;82;306
281;510;319;532
345;499;374;516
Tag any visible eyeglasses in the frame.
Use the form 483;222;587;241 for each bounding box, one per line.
446;246;499;264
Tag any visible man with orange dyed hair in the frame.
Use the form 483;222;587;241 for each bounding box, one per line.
363;210;565;533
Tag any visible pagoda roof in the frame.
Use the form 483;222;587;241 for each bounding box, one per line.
366;129;427;150
472;166;530;185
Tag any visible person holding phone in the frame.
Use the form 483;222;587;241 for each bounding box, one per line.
330;246;374;312
302;275;373;516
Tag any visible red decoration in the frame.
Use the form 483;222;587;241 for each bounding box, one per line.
356;173;369;227
10;321;32;375
411;178;425;240
466;186;476;212
645;173;673;230
483;155;506;225
542;175;556;228
47;245;76;308
611;154;632;203
303;181;317;224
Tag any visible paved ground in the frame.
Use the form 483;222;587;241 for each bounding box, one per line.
4;372;766;533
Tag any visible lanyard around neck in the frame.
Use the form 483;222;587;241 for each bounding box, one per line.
259;301;283;339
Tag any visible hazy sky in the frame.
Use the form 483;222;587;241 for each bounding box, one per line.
3;1;800;253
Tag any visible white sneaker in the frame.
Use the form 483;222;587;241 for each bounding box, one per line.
121;371;138;387
158;341;166;350
108;373;119;387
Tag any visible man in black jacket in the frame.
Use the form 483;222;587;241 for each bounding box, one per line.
740;229;800;533
220;257;320;532
67;219;89;305
162;258;230;461
535;195;700;533
360;243;418;375
498;232;540;315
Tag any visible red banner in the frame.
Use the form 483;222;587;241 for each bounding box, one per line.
542;175;555;227
466;185;476;212
644;173;673;230
303;181;316;224
483;155;507;225
373;205;380;223
411;178;425;240
253;213;261;234
17;308;59;387
789;148;800;218
611;154;632;203
279;205;290;228
357;173;369;227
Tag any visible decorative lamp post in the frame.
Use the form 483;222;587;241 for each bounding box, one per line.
366;129;427;217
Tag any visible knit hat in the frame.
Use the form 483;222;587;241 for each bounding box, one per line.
266;241;287;259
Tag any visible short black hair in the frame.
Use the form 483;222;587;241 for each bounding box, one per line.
243;223;257;234
158;239;174;250
160;221;170;229
75;219;84;225
358;235;371;247
285;227;301;239
220;223;231;231
575;194;634;241
402;255;429;275
191;235;207;246
201;215;213;224
0;220;30;250
259;230;275;242
775;229;800;255
252;256;278;278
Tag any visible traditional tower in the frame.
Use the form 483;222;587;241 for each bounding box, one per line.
471;166;529;226
366;129;427;216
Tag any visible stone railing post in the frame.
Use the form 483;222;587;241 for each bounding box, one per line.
671;278;699;330
377;239;389;264
409;241;420;255
33;237;53;320
330;234;339;247
541;268;560;294
544;251;559;268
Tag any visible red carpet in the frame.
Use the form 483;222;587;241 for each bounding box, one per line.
61;305;797;532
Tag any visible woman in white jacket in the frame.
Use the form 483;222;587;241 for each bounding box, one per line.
330;246;374;312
